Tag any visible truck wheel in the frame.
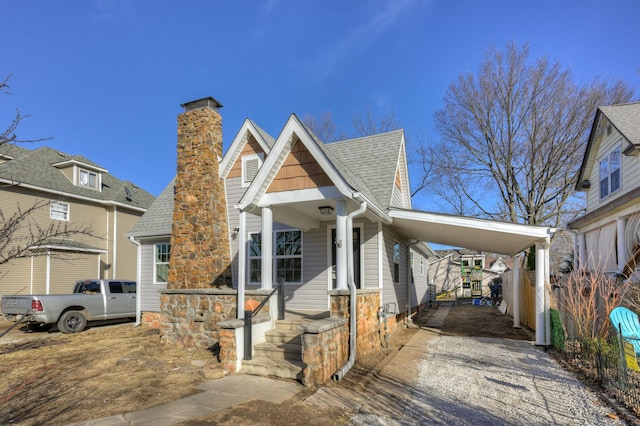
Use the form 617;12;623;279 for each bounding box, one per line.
57;311;87;333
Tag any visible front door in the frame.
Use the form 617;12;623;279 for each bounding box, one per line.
331;227;361;289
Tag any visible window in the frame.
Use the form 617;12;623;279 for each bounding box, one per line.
109;281;124;294
248;233;262;283
50;201;69;221
275;230;302;283
242;154;263;187
600;146;621;199
393;241;400;284
154;243;171;284
79;169;97;189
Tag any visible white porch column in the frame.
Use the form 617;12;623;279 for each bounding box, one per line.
335;199;348;290
617;217;627;274
535;241;548;346
237;210;246;319
512;253;521;329
261;206;273;290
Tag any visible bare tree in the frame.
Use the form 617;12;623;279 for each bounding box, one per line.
0;75;94;273
351;106;399;137
429;41;635;226
301;111;345;142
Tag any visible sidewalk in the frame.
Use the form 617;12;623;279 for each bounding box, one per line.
68;374;304;426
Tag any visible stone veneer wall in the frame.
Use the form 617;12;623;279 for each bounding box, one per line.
300;317;348;385
330;288;383;358
158;289;268;350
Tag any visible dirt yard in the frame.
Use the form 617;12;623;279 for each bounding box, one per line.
0;303;532;425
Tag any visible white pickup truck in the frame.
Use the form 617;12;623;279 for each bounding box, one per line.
1;279;136;333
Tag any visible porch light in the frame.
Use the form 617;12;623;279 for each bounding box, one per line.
318;205;334;216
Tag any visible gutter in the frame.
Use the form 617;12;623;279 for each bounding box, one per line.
333;199;367;381
128;235;142;327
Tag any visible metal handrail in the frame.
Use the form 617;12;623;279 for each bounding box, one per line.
244;278;285;360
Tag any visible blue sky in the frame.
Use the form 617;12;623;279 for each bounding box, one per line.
2;0;639;206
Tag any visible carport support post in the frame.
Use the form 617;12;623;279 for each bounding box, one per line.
261;206;273;290
534;241;548;346
512;253;521;329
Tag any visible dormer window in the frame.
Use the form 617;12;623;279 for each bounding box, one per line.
79;169;97;189
242;153;263;187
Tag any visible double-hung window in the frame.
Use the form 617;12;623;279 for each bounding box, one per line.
248;232;262;283
600;146;621;199
50;201;69;221
154;243;170;284
275;230;302;283
393;241;400;284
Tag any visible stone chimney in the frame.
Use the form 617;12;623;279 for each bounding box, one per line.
168;96;232;289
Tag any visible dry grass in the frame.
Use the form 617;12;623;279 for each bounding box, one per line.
0;320;217;425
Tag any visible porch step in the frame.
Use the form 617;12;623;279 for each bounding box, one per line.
274;319;306;331
242;357;306;381
264;329;302;345
253;341;302;360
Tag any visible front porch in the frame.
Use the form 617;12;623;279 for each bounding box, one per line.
160;287;393;385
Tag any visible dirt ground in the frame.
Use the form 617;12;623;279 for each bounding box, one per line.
0;302;532;426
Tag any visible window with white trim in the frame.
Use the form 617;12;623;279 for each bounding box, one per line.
242;153;263;187
79;169;97;189
248;232;262;283
275;230;302;283
154;243;170;284
50;201;69;221
420;256;424;275
600;146;621;199
393;241;400;284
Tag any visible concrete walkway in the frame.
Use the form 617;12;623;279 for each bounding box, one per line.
68;375;303;426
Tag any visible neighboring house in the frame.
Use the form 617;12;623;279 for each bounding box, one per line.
128;113;435;320
0;143;155;295
429;249;502;298
569;102;640;281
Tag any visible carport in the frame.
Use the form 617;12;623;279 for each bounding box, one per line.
389;207;554;346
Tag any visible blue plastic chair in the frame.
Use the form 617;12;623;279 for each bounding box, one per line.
609;306;640;355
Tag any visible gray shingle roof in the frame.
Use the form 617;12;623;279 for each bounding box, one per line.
325;130;404;210
127;177;174;237
600;102;640;145
0;145;155;210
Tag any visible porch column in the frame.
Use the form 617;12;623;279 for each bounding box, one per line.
335;199;348;290
237;210;246;319
261;206;273;290
617;217;627;274
535;241;548;346
512;253;521;328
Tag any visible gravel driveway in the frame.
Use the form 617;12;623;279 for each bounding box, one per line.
349;304;626;425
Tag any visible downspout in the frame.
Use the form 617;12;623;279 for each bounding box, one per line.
128;236;142;327
406;240;420;325
333;198;367;381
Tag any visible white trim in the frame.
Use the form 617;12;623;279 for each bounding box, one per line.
261;186;344;205
30;255;34;294
45;250;51;294
113;206;117;278
53;158;108;173
153;243;171;284
237;210;246;319
378;221;383;290
241;153;264;188
220;119;273;179
50;200;69;221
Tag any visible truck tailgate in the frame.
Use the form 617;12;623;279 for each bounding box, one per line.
1;296;33;315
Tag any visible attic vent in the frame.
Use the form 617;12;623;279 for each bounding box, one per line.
241;153;263;187
124;186;132;201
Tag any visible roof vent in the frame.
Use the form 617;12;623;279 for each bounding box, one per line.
180;97;223;113
580;180;591;189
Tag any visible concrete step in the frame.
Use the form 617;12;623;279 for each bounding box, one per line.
253;341;302;360
242;357;305;381
265;329;302;345
274;319;306;331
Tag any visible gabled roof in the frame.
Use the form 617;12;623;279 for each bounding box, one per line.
575;102;640;190
219;118;275;179
324;129;408;210
127;178;175;238
0;145;155;210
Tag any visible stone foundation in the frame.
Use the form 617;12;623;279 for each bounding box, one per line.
299;317;348;385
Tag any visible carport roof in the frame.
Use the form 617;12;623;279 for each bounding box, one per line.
389;208;553;256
